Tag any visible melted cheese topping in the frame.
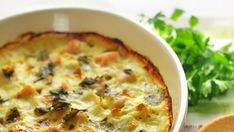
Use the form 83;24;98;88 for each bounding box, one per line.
0;33;171;132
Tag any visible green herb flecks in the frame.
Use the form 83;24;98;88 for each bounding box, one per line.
123;69;133;75
35;60;54;83
34;107;49;115
6;107;20;123
63;108;79;122
2;67;14;79
0;96;8;104
51;100;70;111
39;61;54;78
78;55;90;64
50;88;68;101
79;77;97;88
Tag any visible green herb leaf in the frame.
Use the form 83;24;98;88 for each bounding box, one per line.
123;69;133;75
143;9;234;106
79;77;97;88
189;15;199;27
2;67;14;79
170;8;184;21
51;100;70;111
0;96;7;104
35;61;54;82
50;88;68;100
6;107;20;123
40;61;54;78
78;55;90;64
34;107;49;115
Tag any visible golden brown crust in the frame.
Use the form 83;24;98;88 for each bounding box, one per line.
0;31;173;131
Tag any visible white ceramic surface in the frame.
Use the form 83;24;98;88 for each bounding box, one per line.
0;8;187;132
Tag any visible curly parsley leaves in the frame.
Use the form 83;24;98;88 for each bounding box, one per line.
142;9;234;106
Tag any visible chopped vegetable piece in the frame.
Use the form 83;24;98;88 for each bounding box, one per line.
136;103;148;111
120;69;136;82
36;60;54;82
46;75;53;84
128;122;137;131
103;74;112;80
63;39;81;54
79;77;97;88
74;111;88;122
0;118;4;124
111;108;121;116
53;57;61;65
2;66;14;79
114;98;126;109
94;51;119;66
41;61;54;77
34;107;49;115
51;100;70;111
122;89;130;96
74;68;82;78
78;55;90;64
17;86;38;98
123;69;133;75
96;85;110;97
0;96;8;104
100;121;114;131
6;107;20;123
50;88;68;100
135;103;150;119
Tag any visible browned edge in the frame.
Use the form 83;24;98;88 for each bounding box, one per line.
0;31;173;131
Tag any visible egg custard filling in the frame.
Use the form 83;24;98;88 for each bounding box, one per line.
0;32;172;132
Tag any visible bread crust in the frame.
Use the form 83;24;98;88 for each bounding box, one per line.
0;31;173;131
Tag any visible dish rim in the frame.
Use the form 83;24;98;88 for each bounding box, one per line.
0;7;188;132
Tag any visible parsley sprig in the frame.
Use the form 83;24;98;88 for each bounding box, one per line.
142;9;234;106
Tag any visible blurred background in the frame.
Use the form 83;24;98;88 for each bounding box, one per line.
0;0;234;41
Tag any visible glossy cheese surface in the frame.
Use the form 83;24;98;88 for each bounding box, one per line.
0;32;172;132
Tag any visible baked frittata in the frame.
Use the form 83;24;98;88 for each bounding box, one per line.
0;32;172;132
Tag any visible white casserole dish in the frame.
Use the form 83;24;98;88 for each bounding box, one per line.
0;8;187;132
